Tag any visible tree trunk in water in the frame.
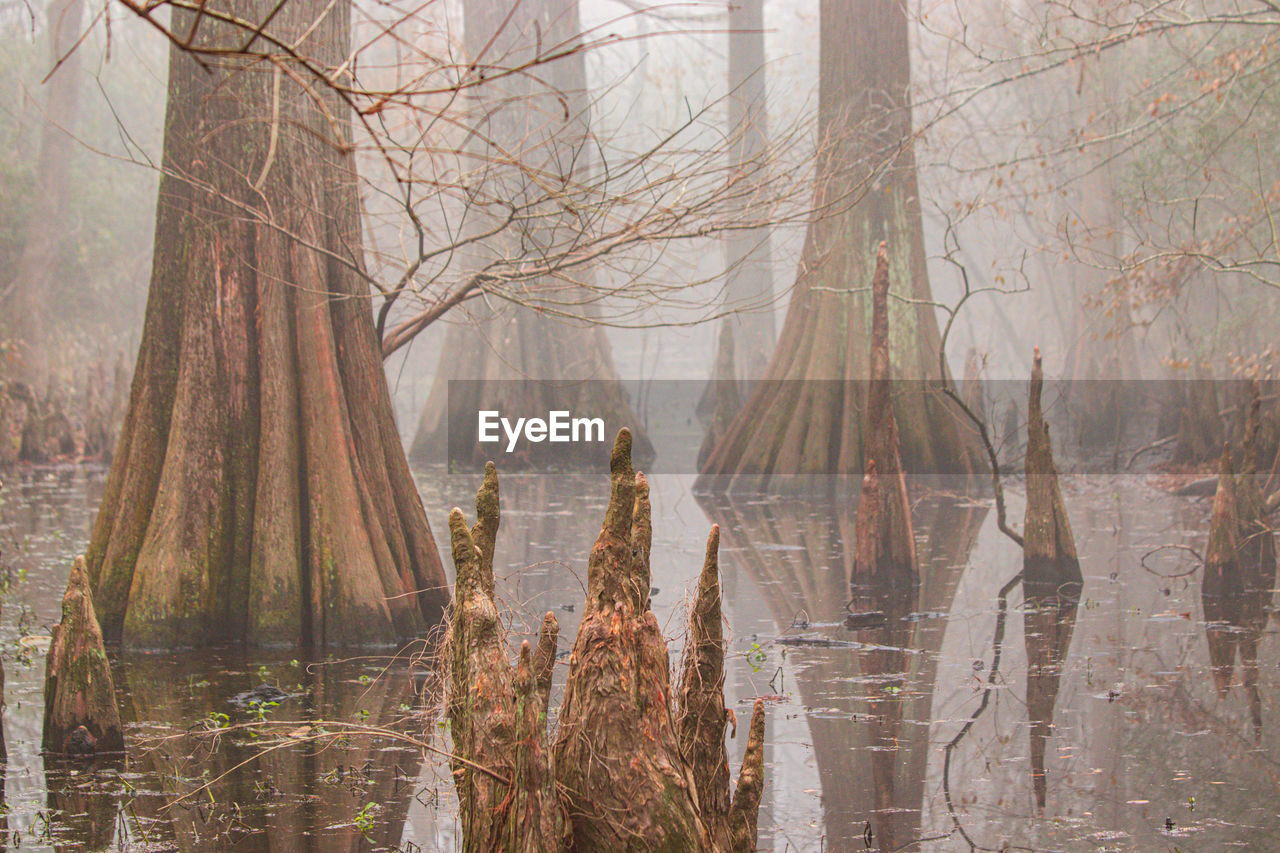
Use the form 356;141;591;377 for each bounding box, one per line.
410;0;651;469
3;0;85;385
84;0;448;649
1204;447;1245;698
446;430;766;851
1022;348;1082;813
698;491;987;850
723;0;775;378
1235;385;1276;625
1232;384;1274;735
698;1;976;488
43;556;124;755
1172;370;1222;466
852;244;917;584
697;322;744;470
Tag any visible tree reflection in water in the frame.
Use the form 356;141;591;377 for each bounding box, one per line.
701;486;985;852
115;655;423;852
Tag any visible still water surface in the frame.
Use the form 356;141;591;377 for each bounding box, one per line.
0;465;1273;851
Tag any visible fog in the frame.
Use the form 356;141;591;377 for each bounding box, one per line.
3;1;1280;850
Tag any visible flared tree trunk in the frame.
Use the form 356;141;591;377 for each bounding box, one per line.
698;0;974;487
85;0;448;649
1202;392;1274;737
410;0;651;469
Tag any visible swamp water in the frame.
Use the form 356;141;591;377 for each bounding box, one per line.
0;465;1275;851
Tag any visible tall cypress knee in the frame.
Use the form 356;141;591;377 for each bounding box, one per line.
445;433;766;851
1022;348;1082;812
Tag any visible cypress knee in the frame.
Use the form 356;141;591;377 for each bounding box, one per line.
43;556;124;756
445;430;767;851
1022;348;1082;813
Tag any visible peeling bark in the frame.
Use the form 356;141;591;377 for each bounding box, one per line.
445;430;766;851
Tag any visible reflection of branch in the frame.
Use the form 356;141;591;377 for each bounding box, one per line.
911;227;1038;851
941;569;1024;853
1140;543;1203;579
156;718;511;813
936;223;1026;549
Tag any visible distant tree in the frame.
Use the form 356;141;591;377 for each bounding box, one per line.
2;0;85;386
722;0;775;379
700;0;975;486
409;0;652;469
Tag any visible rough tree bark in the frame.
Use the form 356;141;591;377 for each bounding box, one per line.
697;2;976;489
446;430;766;852
852;243;917;584
410;0;651;470
1022;347;1082;812
43;556;124;755
84;0;448;648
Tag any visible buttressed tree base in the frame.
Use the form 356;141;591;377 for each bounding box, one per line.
83;0;449;650
446;429;765;852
